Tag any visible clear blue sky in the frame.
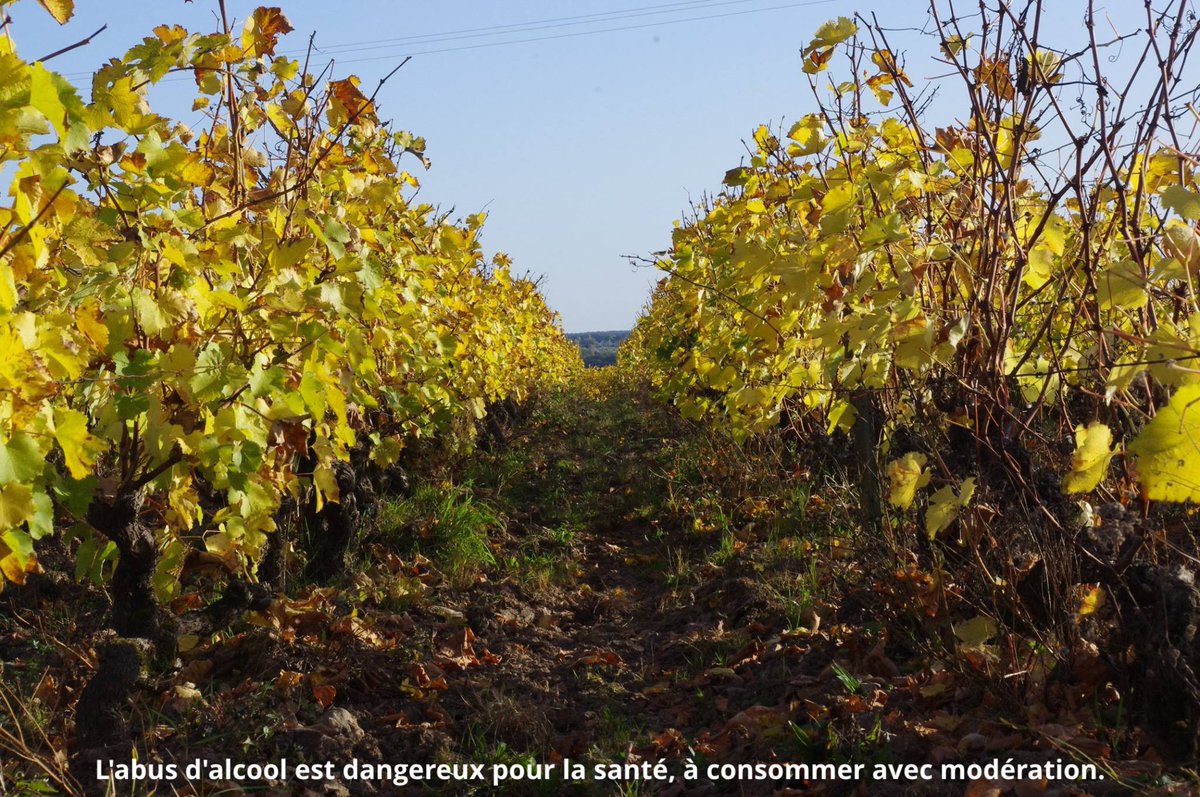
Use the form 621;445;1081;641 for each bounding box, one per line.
6;1;1171;331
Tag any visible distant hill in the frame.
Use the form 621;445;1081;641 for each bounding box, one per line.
567;330;630;367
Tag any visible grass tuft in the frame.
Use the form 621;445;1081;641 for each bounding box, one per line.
375;482;502;587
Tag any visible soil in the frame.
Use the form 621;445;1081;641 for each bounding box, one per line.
0;382;1183;796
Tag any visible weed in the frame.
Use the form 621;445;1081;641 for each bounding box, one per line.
0;681;82;796
588;705;638;763
507;551;574;593
549;523;579;547
787;721;823;763
710;526;738;565
830;662;863;695
664;548;693;591
374;483;501;587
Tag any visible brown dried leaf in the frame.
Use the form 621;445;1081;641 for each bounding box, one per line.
975;57;1016;101
329;77;376;125
409;662;449;691
242;7;294;57
569;650;623;668
311;683;336;708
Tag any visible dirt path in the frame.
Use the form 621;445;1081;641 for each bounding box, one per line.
323;385;1127;797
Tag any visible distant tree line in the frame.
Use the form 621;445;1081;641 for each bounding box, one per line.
567;330;630;367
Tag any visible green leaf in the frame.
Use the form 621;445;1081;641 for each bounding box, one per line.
74;536;97;582
1129;384;1200;502
29;64;86;149
190;345;243;402
0;434;45;486
28;492;53;540
132;288;170;336
30;64;67;139
98;76;146;131
1162;185;1200;220
953;615;997;648
299;371;327;420
268;239;313;271
74;529;117;585
249;364;286;398
307;216;349;259
861;213;906;247
52;475;97;519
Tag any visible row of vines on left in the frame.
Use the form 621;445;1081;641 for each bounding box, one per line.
0;0;583;649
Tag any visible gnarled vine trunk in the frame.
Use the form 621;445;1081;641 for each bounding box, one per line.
301;459;362;583
86;489;164;643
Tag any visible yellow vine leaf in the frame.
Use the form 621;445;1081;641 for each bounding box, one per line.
1077;584;1105;620
29;64;67;139
826;399;856;435
242;7;294;58
975;57;1015;101
1163;185;1200;220
1164;223;1200;274
0;1;584;596
808;17;857;49
886;452;930;510
953;615;997;648
802;18;856;74
328;77;376;125
74;300;109;349
925;477;976;538
1063;422;1116;494
1128;383;1200;502
98;77;146;131
51;408;104;480
1098;259;1147;310
0;265;16;312
35;0;73;24
940;35;970;58
1028;49;1064;84
313;465;340;512
0;484;35;530
0;529;38;589
786;115;827;157
823;181;855;214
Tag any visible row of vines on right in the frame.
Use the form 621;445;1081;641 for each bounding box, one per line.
621;2;1200;761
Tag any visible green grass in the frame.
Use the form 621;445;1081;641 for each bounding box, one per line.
830;662;863;695
374;482;502;587
505;551;575;593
